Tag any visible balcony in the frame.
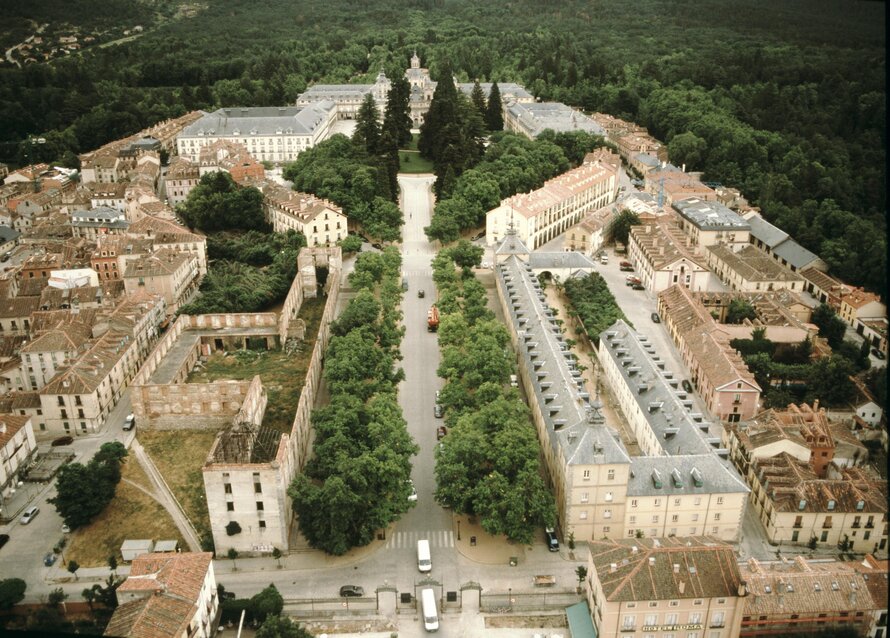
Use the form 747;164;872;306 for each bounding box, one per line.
710;623;726;629
620;627;637;633
851;523;861;529
793;522;803;529
865;523;874;529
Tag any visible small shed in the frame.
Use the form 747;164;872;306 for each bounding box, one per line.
154;540;179;553
120;539;154;562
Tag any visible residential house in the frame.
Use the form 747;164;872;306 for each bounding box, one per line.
123;248;199;314
70;206;129;240
106;552;218;638
0;297;39;336
91;235;154;281
20;322;92;390
262;183;348;247
88;182;128;212
127;216;208;277
565;184;659;257
165;157;201;207
800;267;853;311
586;537;746;638
673;198;750;251
198;140;265;184
0;225;20;255
840;288;885;329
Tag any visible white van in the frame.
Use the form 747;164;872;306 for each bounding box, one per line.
421;587;439;632
417;539;432;572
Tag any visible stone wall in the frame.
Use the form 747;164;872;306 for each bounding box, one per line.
185;313;277;330
132;314;190;386
136;379;255;429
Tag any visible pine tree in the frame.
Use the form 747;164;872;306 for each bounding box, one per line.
419;61;459;162
485;81;504;131
384;76;413;148
378;127;400;202
353;93;381;157
470;79;487;124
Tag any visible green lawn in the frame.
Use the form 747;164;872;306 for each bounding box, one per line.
399;150;435;174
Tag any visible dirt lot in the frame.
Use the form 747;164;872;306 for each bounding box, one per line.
138;429;218;547
65;458;184;567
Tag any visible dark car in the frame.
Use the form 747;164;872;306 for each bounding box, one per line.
43;553;57;566
339;585;364;597
632;283;645;290
418;289;425;298
651;312;660;323
545;527;560;552
682;379;693;393
51;436;73;447
436;425;448;440
434;404;444;418
0;534;9;550
872;348;886;360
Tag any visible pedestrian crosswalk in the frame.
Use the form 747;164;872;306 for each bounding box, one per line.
402;268;433;278
385;529;454;550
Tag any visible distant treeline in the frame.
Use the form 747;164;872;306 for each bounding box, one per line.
0;0;883;291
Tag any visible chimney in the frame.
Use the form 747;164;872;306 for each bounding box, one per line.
648;557;656;567
678;580;685;594
738;581;748;597
610;563;618;573
673;563;680;574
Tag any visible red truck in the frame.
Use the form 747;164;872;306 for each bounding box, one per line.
427;305;439;332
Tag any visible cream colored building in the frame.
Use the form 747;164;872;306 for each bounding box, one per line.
261;182;348;247
587;537;746;638
20;322;92;390
706;245;805;293
487;156;619;250
0;415;37;501
627;219;716;293
673;197;750;251
165;157;201;207
494;242;748;545
123;248;200;313
127;216;209;277
840;288;885;327
749;455;887;553
176;103;337;164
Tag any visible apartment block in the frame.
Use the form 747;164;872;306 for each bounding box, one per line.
487;156;619;250
627;219;714;293
123;248;200;313
706;245;805;293
165;157;201;207
0;415;36;501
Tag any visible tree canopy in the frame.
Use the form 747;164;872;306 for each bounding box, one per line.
49;443;128;529
178;171;269;232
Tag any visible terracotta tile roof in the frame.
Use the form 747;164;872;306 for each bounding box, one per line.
842;287;882;309
21;323;91;354
753;453;887;514
29;309;98;335
629;217;709;270
0;296;40;319
41;327;134;394
103;596;193;638
742;557;880;616
801;267;848;295
707;244;803;283
127;216;203;243
0;414;31;450
499;161;616;219
123;249;193;279
686;326;760;390
590;536;742;602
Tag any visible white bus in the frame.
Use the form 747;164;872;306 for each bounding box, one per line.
421;587;439;632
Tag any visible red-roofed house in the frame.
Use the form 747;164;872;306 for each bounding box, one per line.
106;551;218;638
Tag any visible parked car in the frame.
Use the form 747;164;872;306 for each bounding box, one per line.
545;527;560;552
620;261;633;268
625;275;641;286
0;534;9;550
61;524;70;534
418;289;425;298
434;404;444;418
51;436;73;447
619;265;634;272
339;585;364;597
436;425;448;440
651;312;660;323
631;283;645;290
407;479;418;502
20;505;39;525
43;552;56;566
123;414;136;431
872;348;886;360
681;379;693;393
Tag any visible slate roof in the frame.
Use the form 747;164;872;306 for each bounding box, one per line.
772;239;822;270
673;197;749;231
590;536;742;602
506;101;606;137
744;212;789;248
0;225;20;243
528;251;598;270
181;103;336;138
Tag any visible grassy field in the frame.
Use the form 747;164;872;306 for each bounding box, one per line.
186;296;326;434
138;430;219;550
65;459;184;567
398;150;434;174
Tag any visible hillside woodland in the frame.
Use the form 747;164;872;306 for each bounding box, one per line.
0;0;884;292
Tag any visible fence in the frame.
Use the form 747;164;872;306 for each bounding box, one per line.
481;589;582;613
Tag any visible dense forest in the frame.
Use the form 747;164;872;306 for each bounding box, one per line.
0;0;884;291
